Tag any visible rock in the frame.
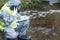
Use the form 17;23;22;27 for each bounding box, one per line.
52;32;58;36
32;13;37;16
27;11;31;13
49;9;60;14
37;26;46;30
31;10;38;13
29;15;33;19
32;16;37;19
41;28;53;35
38;11;49;17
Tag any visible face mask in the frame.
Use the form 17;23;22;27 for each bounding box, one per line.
17;4;21;12
17;4;21;10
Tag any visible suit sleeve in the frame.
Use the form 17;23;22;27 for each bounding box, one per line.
1;10;14;26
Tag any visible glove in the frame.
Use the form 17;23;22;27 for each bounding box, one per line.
12;7;17;16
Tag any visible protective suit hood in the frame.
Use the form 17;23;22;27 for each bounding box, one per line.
6;0;21;7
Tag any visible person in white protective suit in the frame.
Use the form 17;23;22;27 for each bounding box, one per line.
0;0;31;40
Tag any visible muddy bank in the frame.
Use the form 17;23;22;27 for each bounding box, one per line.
27;13;60;40
27;26;60;40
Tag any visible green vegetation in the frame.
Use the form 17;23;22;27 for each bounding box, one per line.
22;0;43;10
0;0;8;9
21;0;29;10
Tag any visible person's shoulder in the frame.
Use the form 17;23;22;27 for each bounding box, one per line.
2;10;9;13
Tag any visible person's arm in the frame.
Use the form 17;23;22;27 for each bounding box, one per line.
17;13;29;22
1;10;14;26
